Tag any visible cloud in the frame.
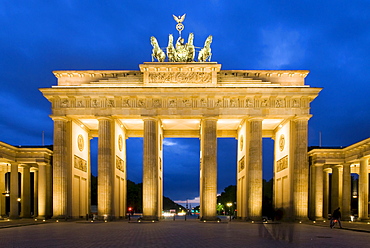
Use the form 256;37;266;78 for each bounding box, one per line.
174;196;200;207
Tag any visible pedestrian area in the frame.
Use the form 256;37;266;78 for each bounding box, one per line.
1;218;370;247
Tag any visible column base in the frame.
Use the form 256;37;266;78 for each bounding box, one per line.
9;215;20;220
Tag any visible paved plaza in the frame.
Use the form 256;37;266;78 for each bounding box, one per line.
1;217;370;247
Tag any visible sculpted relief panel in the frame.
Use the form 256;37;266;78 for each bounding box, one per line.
148;72;212;84
53;96;306;110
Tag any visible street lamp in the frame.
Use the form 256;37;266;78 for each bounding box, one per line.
226;202;232;221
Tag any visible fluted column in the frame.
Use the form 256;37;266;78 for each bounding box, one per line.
52;117;69;218
291;117;309;220
331;165;342;211
359;157;369;220
314;163;324;220
200;117;218;221
247;118;263;220
342;163;351;220
142;117;159;220
323;168;330;219
9;162;19;219
21;166;31;218
38;163;47;218
98;117;114;219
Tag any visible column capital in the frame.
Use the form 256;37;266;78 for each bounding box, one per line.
96;116;113;121
201;115;218;121
247;116;264;122
332;164;343;169
141;116;159;121
314;163;325;167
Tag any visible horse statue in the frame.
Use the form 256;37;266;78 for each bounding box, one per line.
198;35;212;62
166;34;176;62
150;36;165;62
186;33;195;62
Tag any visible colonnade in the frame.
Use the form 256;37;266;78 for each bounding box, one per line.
309;142;370;221
0;143;53;219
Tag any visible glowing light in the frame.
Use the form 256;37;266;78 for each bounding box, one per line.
56;220;59;222
252;221;254;224
313;221;316;224
17;198;21;202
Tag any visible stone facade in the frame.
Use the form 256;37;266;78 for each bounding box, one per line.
309;139;370;221
41;62;321;220
0;142;52;219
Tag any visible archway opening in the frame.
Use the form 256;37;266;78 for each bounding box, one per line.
262;138;274;219
162;138;199;218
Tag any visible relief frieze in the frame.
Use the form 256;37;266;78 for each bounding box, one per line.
74;155;87;172
116;156;124;172
148;72;212;84
276;155;288;172
54;96;302;109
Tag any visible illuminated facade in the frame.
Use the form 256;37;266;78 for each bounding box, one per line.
309;139;370;221
41;62;321;221
0;142;52;219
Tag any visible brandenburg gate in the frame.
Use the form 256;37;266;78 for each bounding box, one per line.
40;62;321;221
40;17;321;221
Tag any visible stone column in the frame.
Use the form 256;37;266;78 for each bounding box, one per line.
98;117;114;219
33;170;38;217
342;163;351;220
21;166;31;218
0;167;5;217
200;117;218;221
38;163;47;218
46;163;52;218
52;117;69;218
314;164;324;220
331;165;341;211
142;117;159;221
247;118;263;220
323;168;330;219
359;157;369;220
9;162;19;219
291;117;309;220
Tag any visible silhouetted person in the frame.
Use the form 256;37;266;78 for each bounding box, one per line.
330;207;342;228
